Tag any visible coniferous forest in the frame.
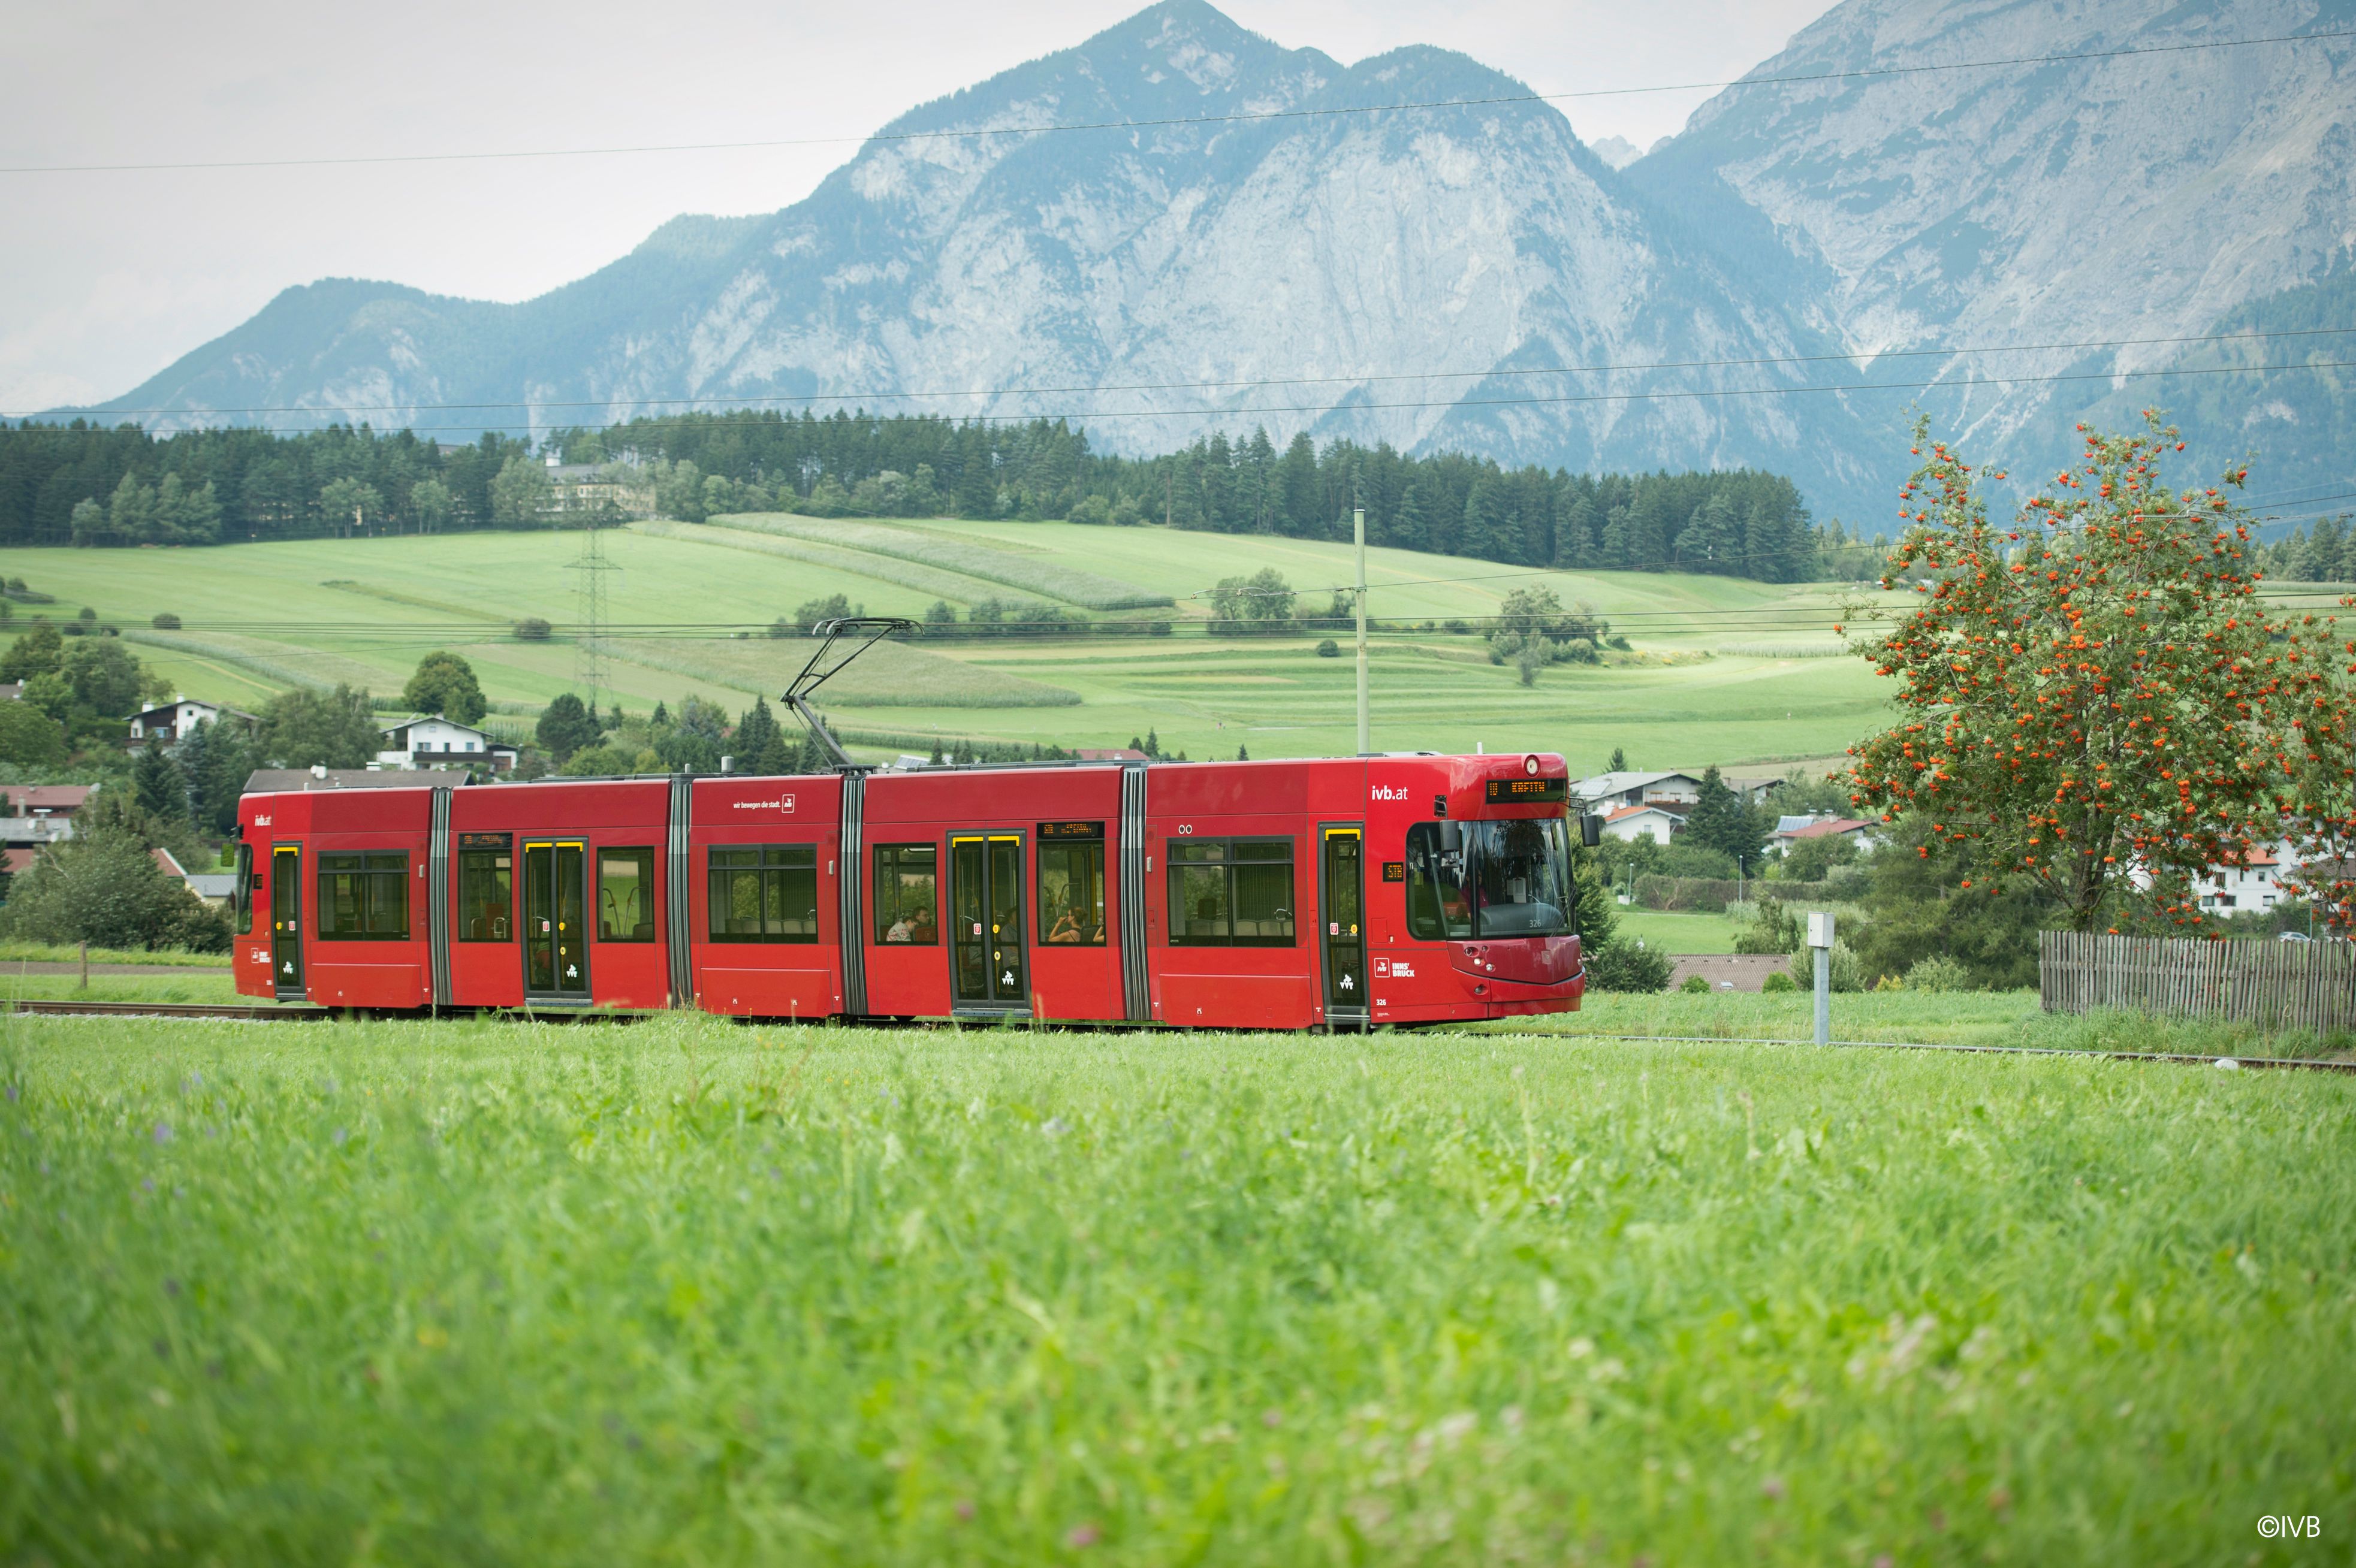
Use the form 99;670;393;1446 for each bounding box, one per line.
3;409;1880;581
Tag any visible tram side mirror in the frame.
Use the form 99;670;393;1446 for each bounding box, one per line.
1580;813;1604;848
1438;821;1462;856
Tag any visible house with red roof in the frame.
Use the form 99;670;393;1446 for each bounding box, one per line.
1597;802;1690;843
1769;814;1885;853
2195;846;2296;914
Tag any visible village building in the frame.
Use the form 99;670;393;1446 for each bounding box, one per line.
1574;768;1786;815
0;784;95;842
128;695;258;745
1597;802;1690;843
1770;814;1886;854
1573;771;1705;813
2194;847;2297;914
243;766;457;793
542;457;654;517
377;715;517;773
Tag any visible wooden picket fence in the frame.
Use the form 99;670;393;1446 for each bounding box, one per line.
2039;930;2356;1034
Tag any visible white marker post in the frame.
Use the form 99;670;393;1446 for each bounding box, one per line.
1807;911;1835;1046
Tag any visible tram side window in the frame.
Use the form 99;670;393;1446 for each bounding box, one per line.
232;844;254;935
1038;839;1106;945
598;848;657;941
709;844;820;943
458;848;512;941
1166;838;1294;947
316;851;409;941
873;844;939;944
1404;823;1473;941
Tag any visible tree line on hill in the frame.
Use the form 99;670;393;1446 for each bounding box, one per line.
5;409;1877;582
590;412;1845;582
2254;515;2356;582
0;422;590;546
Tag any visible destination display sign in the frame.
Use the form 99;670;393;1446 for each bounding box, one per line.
1037;820;1106;840
1382;861;1406;882
458;832;514;850
1484;777;1570;804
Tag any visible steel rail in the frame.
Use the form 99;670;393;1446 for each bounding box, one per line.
11;999;2352;1072
3;1000;334;1020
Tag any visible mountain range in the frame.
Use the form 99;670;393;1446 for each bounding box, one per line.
49;0;2356;526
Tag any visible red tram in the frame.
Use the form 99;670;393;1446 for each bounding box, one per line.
231;751;1592;1029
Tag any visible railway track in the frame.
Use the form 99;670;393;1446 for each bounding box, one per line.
4;1000;333;1020
10;999;2354;1074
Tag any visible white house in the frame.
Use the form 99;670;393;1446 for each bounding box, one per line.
128;696;255;745
1574;771;1705;814
2196;847;2296;914
378;714;515;772
1598;803;1689;843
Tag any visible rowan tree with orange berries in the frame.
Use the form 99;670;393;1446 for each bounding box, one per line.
1841;411;2350;933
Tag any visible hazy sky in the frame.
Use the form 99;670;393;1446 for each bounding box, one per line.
0;1;1836;413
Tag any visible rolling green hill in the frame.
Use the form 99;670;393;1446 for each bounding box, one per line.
4;520;1895;766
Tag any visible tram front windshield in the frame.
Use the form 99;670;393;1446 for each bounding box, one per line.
1467;818;1573;936
1405;817;1575;939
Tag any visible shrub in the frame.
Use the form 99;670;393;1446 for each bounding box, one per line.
1441;619;1472;636
1775;832;1860;883
1903;953;1973;992
794;594;853;635
1587;939;1674;993
0;831;229;952
1760;969;1798;993
1679;973;1711;993
1633;874;1738;913
0;701;67;769
560;743;642;777
1315;639;1340;658
400;650;487;726
1828;941;1868;993
150;612;181;630
514;618;553;641
258;684;378;769
1733;895;1803;954
1639;841;1739;880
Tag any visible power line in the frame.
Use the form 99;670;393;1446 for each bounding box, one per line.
5;27;2346;176
16;355;2355;437
53;325;2356;422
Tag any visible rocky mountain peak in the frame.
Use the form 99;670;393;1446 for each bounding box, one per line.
58;0;2356;524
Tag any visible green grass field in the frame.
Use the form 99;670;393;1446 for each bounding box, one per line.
0;942;230;969
0;973;243;1005
1530;989;2356;1059
0;522;1893;765
4;1013;2349;1563
1609;909;1746;954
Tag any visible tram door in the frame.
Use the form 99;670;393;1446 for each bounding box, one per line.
522;841;590;1000
948;833;1027;1010
1321;827;1366;1025
270;844;304;997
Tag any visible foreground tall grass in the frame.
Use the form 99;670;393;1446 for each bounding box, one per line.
3;1015;2351;1564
